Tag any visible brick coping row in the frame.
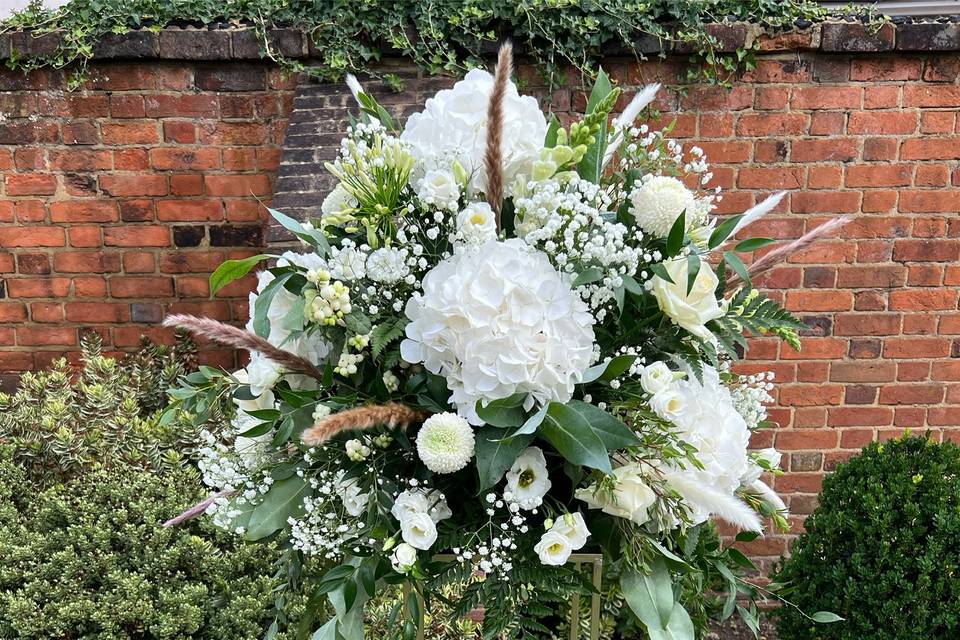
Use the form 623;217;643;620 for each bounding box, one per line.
0;21;959;63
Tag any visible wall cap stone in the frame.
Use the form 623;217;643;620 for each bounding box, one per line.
1;21;959;63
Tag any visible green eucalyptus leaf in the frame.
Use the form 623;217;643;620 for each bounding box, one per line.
734;237;777;252
246;474;311;541
540;402;612;472
253;272;294;339
475;393;527;428
269;208;330;255
666;211;686;257
474;427;536;490
708;214;744;249
210;254;275;296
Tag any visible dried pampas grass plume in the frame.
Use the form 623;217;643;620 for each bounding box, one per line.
163;314;324;382
302;402;430;446
163;489;235;528
725;217;850;293
484;41;513;229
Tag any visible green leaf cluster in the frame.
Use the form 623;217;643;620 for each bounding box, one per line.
773;435;959;640
1;0;831;89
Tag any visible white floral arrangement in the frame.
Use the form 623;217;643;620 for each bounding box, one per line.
165;44;844;640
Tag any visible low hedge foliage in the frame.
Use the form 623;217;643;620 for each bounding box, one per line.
773;435;960;640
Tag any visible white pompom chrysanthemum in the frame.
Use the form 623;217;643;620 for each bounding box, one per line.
628;175;695;238
416;413;476;474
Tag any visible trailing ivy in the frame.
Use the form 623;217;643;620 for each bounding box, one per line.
1;0;829;89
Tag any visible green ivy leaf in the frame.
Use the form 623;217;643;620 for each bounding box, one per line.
209;254;275;296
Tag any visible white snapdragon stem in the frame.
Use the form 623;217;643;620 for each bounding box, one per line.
345;73;380;125
601;83;661;170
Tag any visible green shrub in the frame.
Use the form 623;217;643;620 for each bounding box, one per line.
0;332;219;484
0;449;283;640
773;435;960;640
0;335;298;640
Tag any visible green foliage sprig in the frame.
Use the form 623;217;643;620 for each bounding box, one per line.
2;0;829;89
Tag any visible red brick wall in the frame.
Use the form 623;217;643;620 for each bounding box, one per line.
0;61;296;386
1;30;959;567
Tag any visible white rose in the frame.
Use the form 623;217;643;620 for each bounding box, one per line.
550;512;590;549
456;201;497;244
417;169;461;210
400;511;438;550
650;256;725;343
505;447;552;510
391;543;418;574
534;530;573;566
576;463;656;525
649;387;694;425
640;361;675;395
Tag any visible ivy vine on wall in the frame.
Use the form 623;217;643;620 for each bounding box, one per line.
2;0;830;88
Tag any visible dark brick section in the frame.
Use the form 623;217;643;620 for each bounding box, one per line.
821;23;896;53
2;22;960;63
159;29;231;60
897;23;960;51
195;66;267;92
93;31;160;59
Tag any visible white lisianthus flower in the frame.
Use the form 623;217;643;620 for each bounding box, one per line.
366;247;409;284
417;169;461;211
401;69;547;197
336;475;370;517
400;239;595;424
505;447;552;510
640;361;675;395
391;488;453;524
534;530;574;566
549;512;590;549
628;175;695;238
416;413;476;474
576;463;656;525
456;201;497;244
391;543;418;574
650;256;725;343
400;511;438;550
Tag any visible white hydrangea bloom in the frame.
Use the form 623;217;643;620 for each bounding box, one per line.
321;183;358;218
505;447;552;511
401;69;547;197
628;175;695;238
400;239;595;424
416;413;476;474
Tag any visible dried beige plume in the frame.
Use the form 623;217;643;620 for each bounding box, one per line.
302;402;430;446
725;217;850;293
484;41;513;229
163;489;235;528
162;313;324;382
